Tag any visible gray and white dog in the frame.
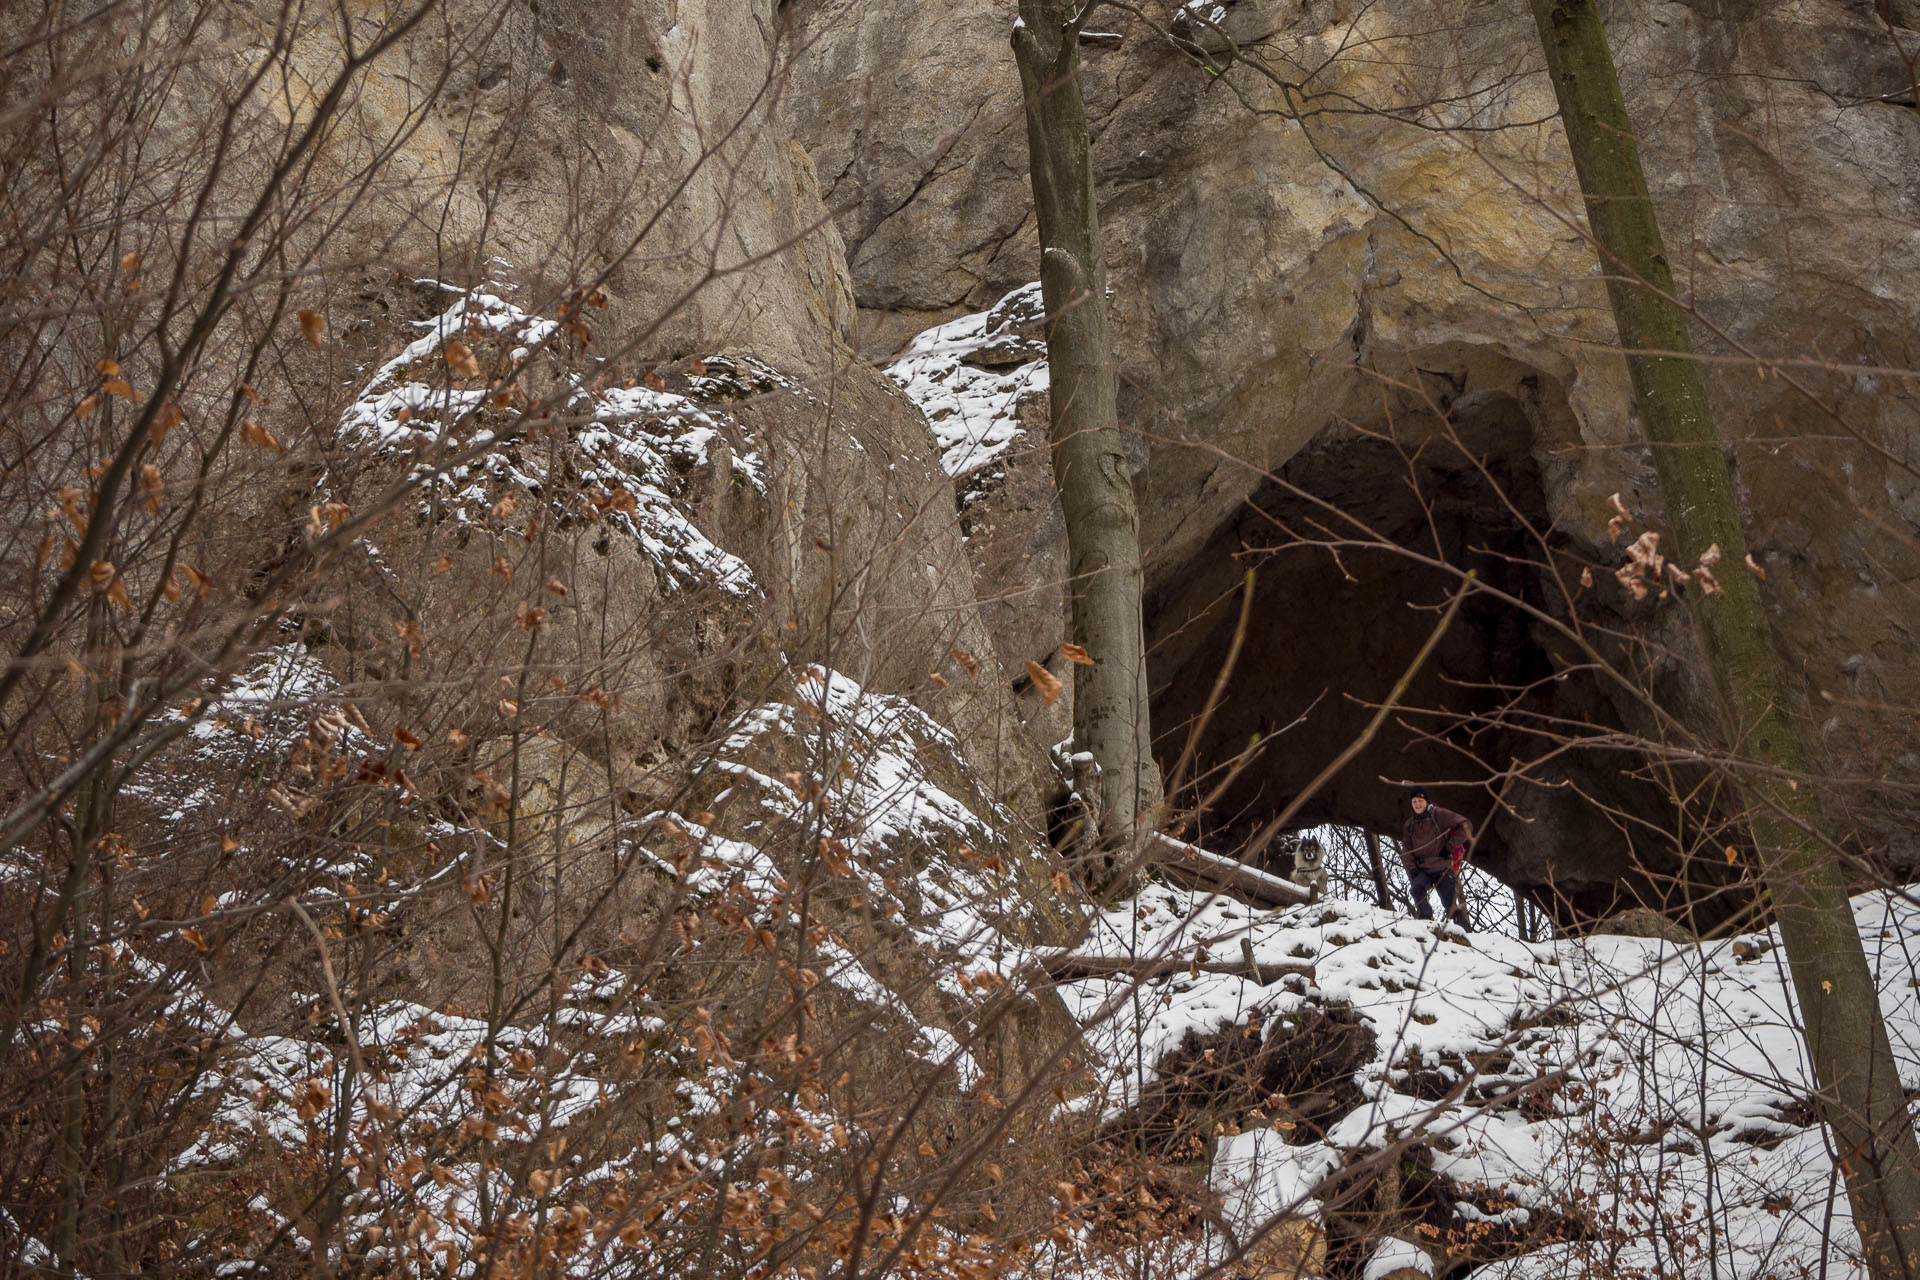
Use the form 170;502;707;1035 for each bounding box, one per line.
1285;835;1328;899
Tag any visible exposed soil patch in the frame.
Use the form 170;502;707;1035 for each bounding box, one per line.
1116;1004;1376;1161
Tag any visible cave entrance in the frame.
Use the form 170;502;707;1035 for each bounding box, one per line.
1144;346;1742;931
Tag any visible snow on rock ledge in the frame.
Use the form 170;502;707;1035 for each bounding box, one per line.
885;282;1048;481
698;662;1069;966
335;282;769;596
137;661;1079;1277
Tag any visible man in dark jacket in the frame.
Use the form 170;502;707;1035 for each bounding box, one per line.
1400;787;1472;926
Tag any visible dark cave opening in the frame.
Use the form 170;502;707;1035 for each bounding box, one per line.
1143;348;1749;931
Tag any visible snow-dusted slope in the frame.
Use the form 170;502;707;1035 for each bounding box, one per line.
20;589;1919;1280
22;662;1068;1277
1060;885;1920;1278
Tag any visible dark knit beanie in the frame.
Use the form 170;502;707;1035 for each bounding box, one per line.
1409;787;1429;801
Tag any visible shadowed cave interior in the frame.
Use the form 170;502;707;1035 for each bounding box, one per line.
1142;346;1749;932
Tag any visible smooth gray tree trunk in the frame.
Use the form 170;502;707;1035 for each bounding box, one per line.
1012;1;1159;863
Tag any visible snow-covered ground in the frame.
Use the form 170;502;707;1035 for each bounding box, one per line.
1060;882;1920;1278
19;607;1920;1279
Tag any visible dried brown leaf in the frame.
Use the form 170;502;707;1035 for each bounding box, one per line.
297;309;326;349
240;420;285;453
176;564;211;599
153;399;182;446
1025;660;1063;706
444;340;480;377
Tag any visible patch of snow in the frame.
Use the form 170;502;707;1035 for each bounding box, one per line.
334;286;762;596
1364;1236;1434;1279
1179;0;1230;26
693;663;1060;1079
118;642;367;822
0;1209;77;1275
886;282;1049;479
186;644;336;738
1211;1128;1338;1234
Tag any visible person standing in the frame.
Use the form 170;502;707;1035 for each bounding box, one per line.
1400;788;1472;927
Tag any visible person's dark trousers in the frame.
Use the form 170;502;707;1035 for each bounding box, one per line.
1408;867;1458;921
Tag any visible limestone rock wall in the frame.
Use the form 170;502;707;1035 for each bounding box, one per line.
250;0;857;374
3;0;1056;838
12;0;1917;912
790;0;1920;905
286;0;1043;808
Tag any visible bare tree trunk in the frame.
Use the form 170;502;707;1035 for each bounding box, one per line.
1365;832;1393;910
1528;2;1920;1272
1012;1;1158;857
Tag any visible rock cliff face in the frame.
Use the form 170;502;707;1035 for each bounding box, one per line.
4;0;1075;1035
120;0;1920;915
5;5;1103;1266
219;0;1055;818
261;0;857;374
11;1;1920;1268
790;0;1920;917
12;0;1916;917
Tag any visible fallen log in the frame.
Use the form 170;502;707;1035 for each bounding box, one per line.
1150;833;1311;909
1027;942;1313;987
